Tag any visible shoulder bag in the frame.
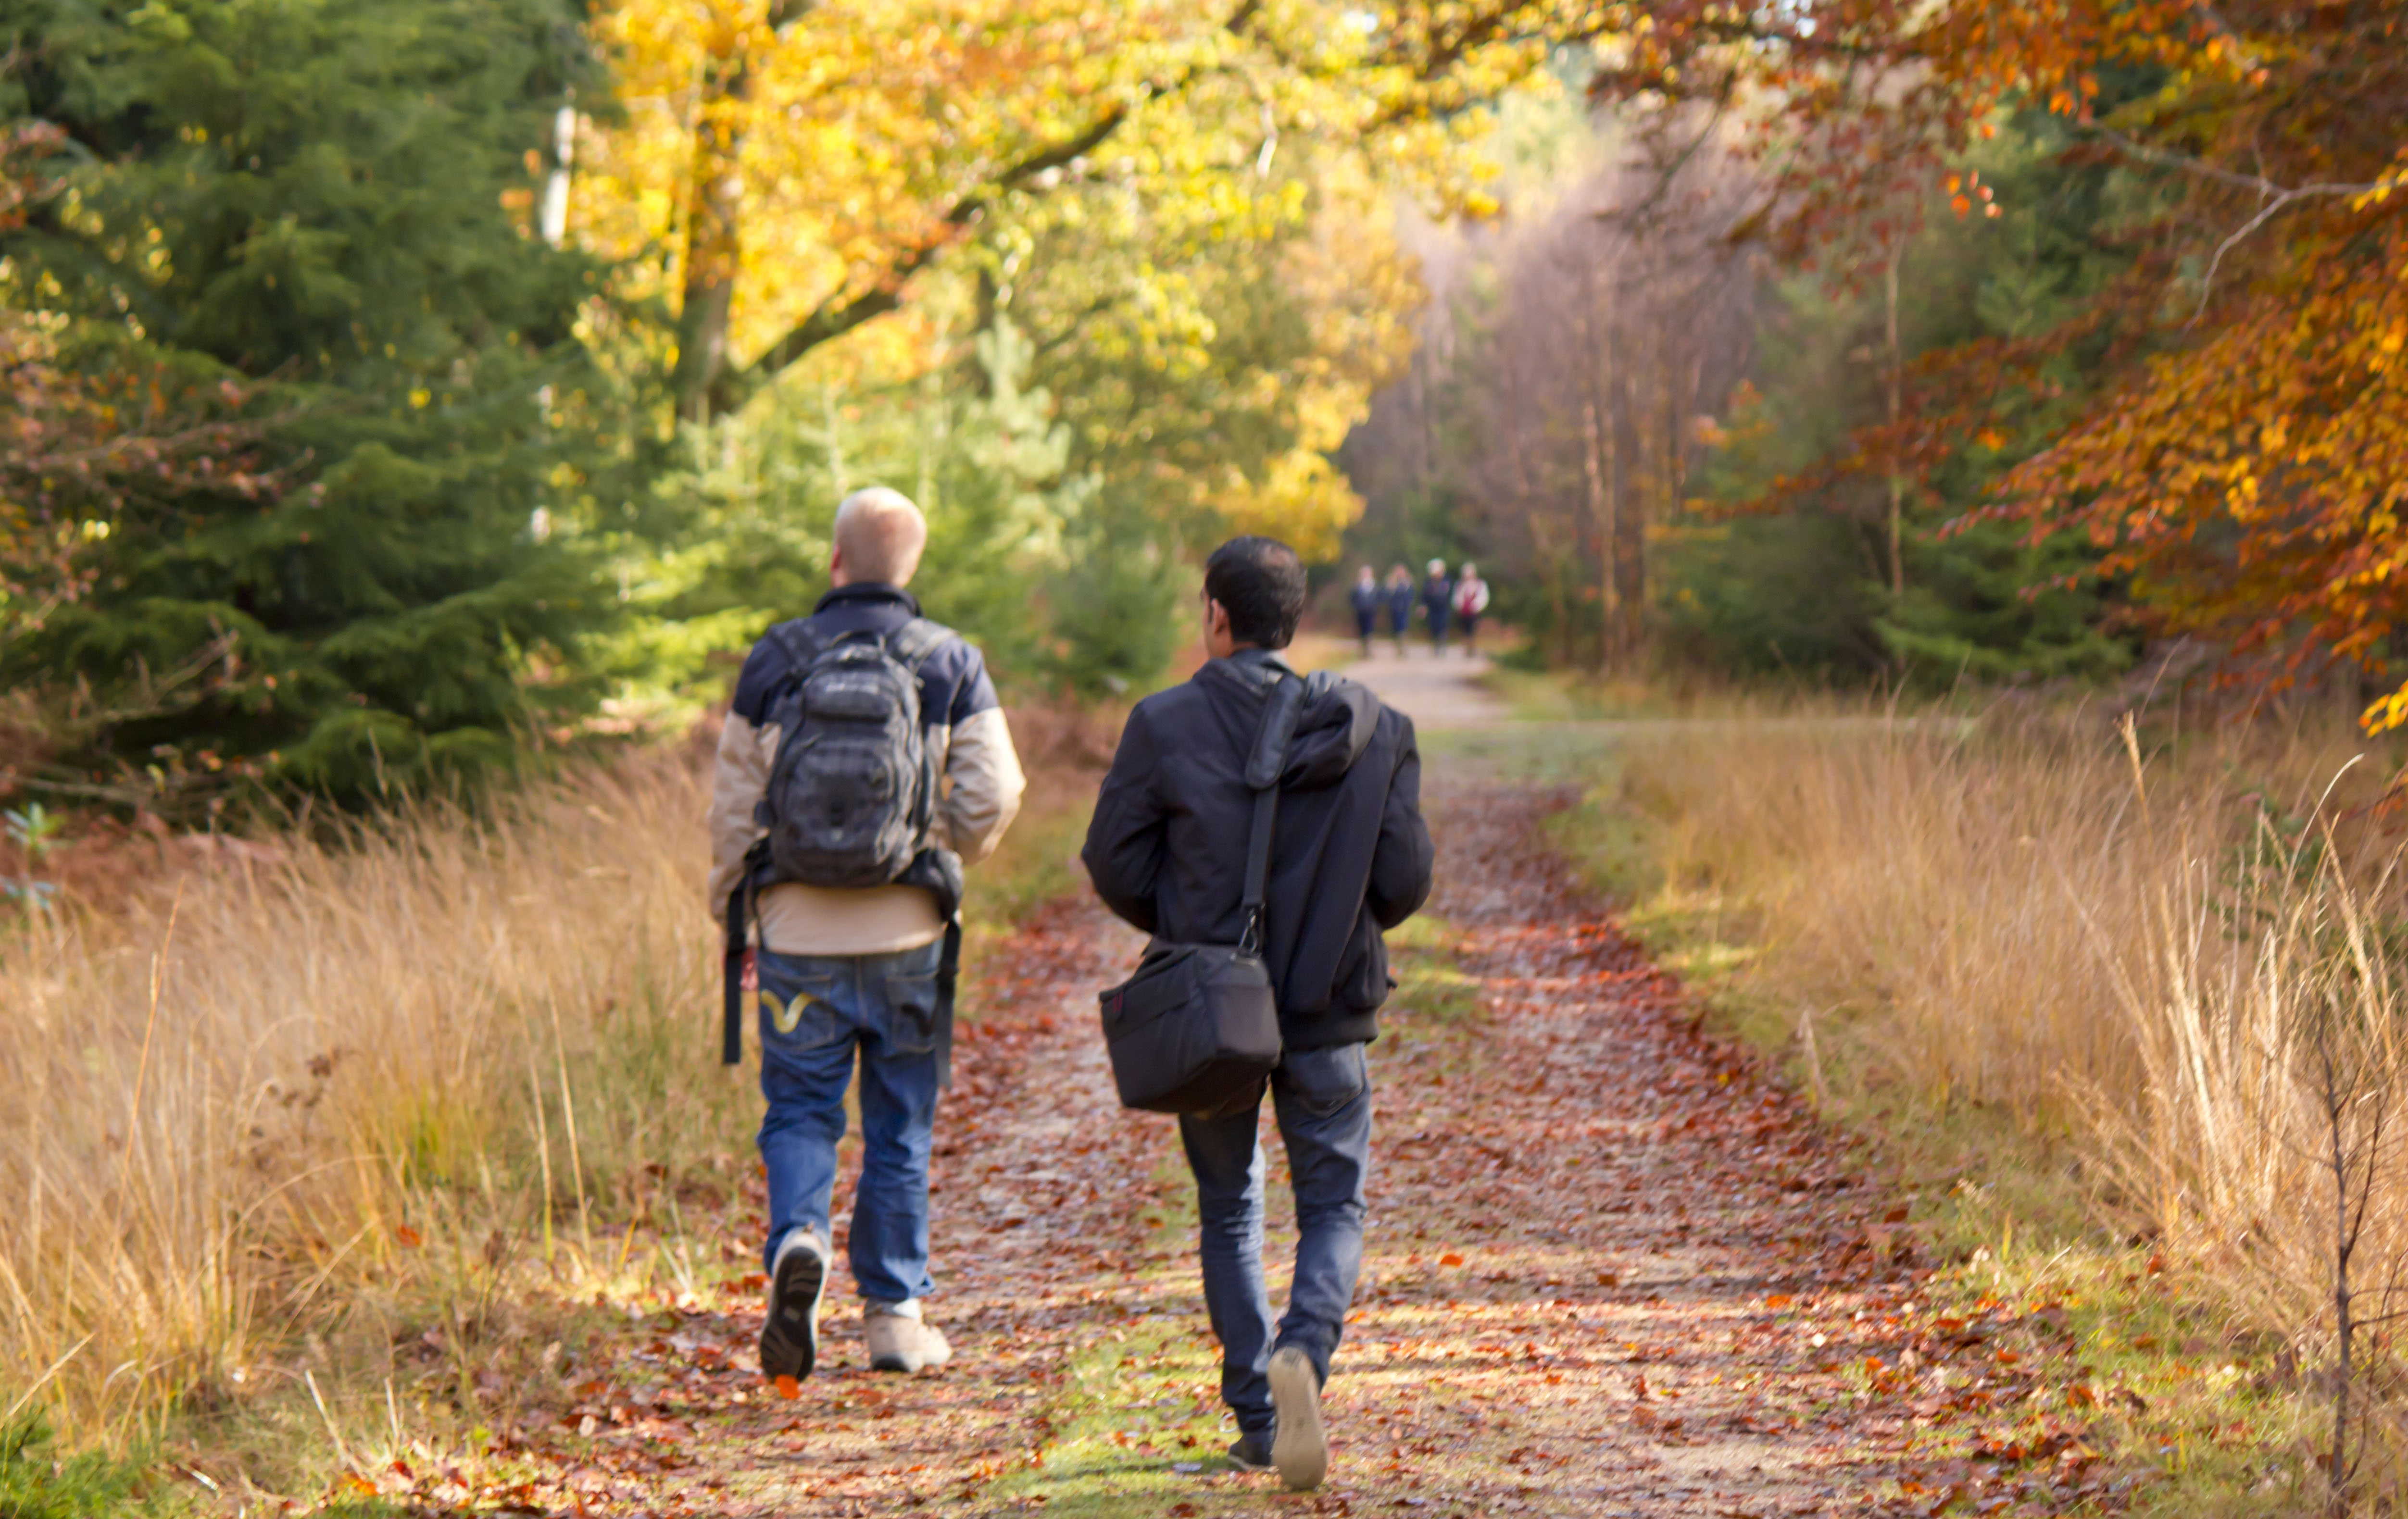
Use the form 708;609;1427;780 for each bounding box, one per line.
1094;668;1317;1116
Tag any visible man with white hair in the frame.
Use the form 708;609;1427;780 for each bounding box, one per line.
708;486;1025;1382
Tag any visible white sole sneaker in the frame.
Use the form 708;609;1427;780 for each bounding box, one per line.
1267;1345;1328;1491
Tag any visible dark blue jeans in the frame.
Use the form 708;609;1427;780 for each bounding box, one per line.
755;938;946;1304
1179;1044;1372;1437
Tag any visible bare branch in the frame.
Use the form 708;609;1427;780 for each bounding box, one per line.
2077;124;2382;321
2190;182;2369;323
2083;123;2378;200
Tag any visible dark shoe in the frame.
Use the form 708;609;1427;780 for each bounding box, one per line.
1268;1345;1328;1490
1227;1432;1275;1473
759;1229;828;1382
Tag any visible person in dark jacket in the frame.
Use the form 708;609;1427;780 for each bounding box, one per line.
1348;565;1380;657
1083;536;1435;1491
1420;559;1453;653
1383;564;1414;656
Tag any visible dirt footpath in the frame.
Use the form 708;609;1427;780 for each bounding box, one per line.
1321;642;1511;731
438;761;1975;1518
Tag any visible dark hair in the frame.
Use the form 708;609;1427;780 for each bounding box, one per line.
1204;535;1308;650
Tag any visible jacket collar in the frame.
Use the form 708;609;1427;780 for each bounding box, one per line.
812;582;922;617
1222;647;1299;688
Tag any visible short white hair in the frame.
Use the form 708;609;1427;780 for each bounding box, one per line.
833;486;928;586
1427;558;1446;576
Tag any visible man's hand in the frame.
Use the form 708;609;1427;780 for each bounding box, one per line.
741;948;759;992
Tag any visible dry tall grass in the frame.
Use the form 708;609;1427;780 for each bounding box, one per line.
1610;706;2408;1492
0;694;1113;1465
0;754;739;1445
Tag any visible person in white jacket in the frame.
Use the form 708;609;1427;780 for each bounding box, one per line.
1452;563;1491;656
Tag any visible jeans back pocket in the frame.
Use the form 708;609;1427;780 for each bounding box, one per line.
1279;1043;1371;1116
879;969;942;1057
758;955;847;1050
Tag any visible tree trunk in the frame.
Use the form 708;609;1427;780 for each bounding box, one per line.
540;101;577;249
671;0;814;423
1577;261;1620;677
1884;239;1906;600
1499;345;1571;668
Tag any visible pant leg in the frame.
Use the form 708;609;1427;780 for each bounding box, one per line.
1270;1044;1373;1384
848;937;948;1305
756;952;868;1273
1179;1100;1276;1435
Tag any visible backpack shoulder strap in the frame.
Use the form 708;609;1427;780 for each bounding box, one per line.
765;617;828;672
885;617;958;674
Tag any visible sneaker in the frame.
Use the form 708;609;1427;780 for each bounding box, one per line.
1267;1345;1328;1491
1227;1432;1275;1472
758;1229;828;1382
865;1309;953;1373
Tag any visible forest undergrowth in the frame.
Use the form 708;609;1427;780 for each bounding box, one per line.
1555;696;2408;1512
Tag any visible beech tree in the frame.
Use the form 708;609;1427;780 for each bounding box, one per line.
1616;0;2408;720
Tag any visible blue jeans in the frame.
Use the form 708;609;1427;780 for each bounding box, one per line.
1179;1044;1372;1437
755;938;947;1303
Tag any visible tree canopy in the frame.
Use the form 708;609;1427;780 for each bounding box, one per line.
9;0;2408;818
1619;0;2408;717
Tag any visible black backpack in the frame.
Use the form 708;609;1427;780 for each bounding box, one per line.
756;617;953;887
721;616;963;1066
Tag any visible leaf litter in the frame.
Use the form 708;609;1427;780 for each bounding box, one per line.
338;776;2142;1517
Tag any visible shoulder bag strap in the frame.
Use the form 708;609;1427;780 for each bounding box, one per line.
1239;784;1278;956
722;876;752;1065
933;916;962;1088
1238;672;1310;956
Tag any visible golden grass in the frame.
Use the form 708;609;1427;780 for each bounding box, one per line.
0;705;1110;1465
1591;702;2408;1501
1608;710;2371;1113
0;754;736;1447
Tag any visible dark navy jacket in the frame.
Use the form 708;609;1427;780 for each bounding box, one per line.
728;584;1000;735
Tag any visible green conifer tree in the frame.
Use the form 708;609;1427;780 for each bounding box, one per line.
1;0;627;810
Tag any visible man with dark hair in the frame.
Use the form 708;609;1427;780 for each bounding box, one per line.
1201;534;1311;647
1082;535;1435;1491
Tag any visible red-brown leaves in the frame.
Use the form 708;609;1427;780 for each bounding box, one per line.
1630;0;2408;721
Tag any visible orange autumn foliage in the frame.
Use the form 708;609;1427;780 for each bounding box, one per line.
1617;0;2408;725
